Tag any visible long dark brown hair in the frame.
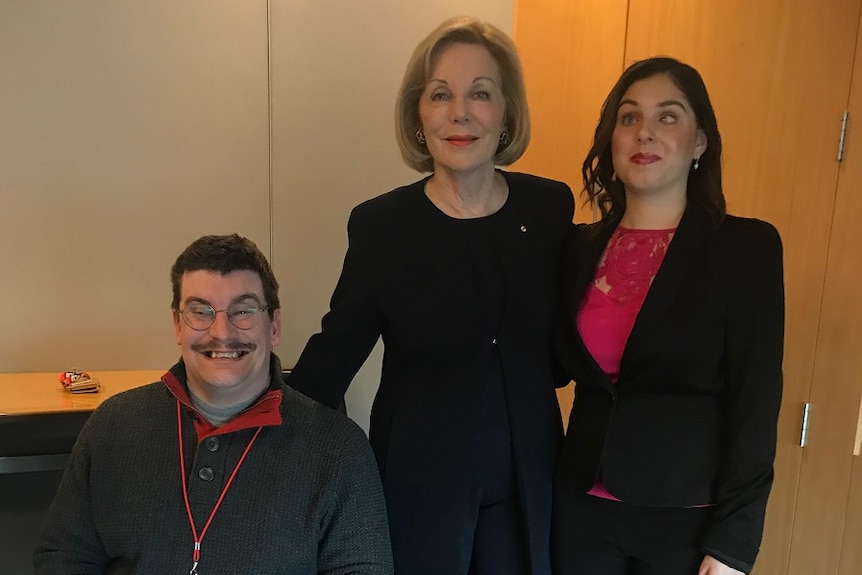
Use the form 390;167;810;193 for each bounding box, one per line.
583;57;725;227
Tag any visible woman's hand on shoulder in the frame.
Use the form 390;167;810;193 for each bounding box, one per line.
697;555;745;575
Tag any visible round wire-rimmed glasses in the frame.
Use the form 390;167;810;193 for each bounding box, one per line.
177;303;269;331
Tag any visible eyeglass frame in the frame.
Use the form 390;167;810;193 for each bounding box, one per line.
174;302;271;331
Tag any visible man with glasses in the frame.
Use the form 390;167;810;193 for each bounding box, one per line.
34;234;393;575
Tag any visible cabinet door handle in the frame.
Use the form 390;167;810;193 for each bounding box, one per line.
837;110;849;162
800;402;811;448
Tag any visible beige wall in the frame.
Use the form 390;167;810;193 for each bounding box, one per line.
0;1;271;373
0;1;512;431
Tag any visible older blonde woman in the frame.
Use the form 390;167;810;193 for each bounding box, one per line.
290;17;574;575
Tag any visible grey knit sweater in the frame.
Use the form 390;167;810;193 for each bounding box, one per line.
34;355;393;575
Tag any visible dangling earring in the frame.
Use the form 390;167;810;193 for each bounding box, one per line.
415;129;426;145
693;155;701;170
499;131;509;145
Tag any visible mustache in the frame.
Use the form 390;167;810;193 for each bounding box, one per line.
191;340;257;353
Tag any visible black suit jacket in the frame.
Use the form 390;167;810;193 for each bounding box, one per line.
289;171;575;575
553;205;784;571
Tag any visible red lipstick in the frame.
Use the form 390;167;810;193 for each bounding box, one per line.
630;152;660;165
446;135;478;147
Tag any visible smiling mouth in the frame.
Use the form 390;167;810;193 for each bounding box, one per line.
446;136;477;146
202;350;250;359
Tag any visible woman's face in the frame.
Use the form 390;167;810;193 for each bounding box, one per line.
611;73;707;201
418;42;506;177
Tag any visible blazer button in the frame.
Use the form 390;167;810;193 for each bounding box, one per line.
198;467;215;481
205;436;220;452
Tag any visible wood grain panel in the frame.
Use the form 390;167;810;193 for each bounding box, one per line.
623;2;861;573
839;459;862;575
512;0;628;225
799;10;862;574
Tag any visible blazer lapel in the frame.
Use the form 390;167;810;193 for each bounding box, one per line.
619;205;713;377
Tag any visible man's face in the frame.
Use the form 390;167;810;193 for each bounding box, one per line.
173;270;281;407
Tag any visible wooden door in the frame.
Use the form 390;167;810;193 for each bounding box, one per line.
512;0;628;212
794;11;862;575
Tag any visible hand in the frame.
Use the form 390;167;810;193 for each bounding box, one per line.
697;555;745;575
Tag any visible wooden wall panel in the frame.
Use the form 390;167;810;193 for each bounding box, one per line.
798;9;862;574
839;459;862;575
512;0;628;224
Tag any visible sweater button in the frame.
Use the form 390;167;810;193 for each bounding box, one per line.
205;437;220;452
198;467;214;481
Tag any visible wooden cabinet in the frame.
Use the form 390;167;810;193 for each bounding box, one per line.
795;12;862;575
513;2;862;573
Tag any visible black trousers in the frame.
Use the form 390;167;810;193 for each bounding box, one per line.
551;488;712;575
389;437;530;575
468;494;530;575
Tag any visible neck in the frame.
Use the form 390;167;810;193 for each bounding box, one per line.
188;386;258;426
620;189;686;230
185;374;269;410
425;165;507;218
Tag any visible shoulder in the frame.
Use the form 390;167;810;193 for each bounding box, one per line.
719;214;780;237
502;171;575;224
504;171;573;201
344;177;432;246
558;221;605;273
91;381;167;417
74;382;169;447
350;177;430;222
715;215;783;256
567;220;609;248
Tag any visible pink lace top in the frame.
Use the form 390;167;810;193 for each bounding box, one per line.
576;225;675;499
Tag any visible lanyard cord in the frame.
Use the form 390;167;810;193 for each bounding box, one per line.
177;400;263;574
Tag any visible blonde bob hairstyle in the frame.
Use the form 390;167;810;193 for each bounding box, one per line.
395;16;531;173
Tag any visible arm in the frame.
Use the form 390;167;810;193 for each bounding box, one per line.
317;428;393;575
33;421;109;574
698;554;745;575
701;222;785;572
553;222;581;389
289;205;385;409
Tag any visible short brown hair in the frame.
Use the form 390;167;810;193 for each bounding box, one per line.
395;16;530;173
170;234;280;319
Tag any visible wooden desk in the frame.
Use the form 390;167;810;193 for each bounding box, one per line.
0;370;163;473
0;370;163;417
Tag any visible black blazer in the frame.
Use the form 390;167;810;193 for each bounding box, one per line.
553;205;784;570
289;171;575;575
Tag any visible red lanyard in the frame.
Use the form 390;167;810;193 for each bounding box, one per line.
177;401;263;575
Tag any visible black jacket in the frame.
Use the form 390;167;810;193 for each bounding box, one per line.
553;205;784;571
289;171;574;575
